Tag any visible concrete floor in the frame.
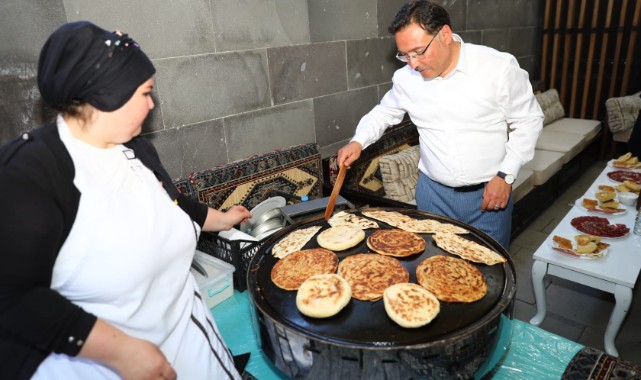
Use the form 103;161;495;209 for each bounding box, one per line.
509;159;641;365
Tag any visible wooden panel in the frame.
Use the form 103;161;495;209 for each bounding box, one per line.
541;0;641;121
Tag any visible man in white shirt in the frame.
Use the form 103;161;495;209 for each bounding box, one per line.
337;0;543;249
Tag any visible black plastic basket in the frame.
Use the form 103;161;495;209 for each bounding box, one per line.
197;231;264;292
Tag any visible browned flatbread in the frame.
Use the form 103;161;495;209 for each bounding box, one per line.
271;248;338;290
553;235;573;250
338;253;409;301
432;232;506;265
416;255;487;303
366;229;426;257
361;210;414;227
396;218;468;234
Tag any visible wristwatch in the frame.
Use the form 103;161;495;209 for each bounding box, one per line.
497;171;516;185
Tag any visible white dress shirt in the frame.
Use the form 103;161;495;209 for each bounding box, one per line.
352;34;543;187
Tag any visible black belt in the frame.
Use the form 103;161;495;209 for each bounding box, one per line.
452;182;487;192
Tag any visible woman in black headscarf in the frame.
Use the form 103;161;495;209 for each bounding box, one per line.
0;21;250;380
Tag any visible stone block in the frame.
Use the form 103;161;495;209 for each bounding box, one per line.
268;42;347;104
225;100;315;162
308;0;378;42
313;87;378;147
347;37;403;89
211;0;310;51
64;0;216;59
147;119;227;179
154;51;270;128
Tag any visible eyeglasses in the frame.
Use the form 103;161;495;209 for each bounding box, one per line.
395;29;441;63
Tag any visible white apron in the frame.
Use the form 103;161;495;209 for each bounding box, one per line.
32;118;240;380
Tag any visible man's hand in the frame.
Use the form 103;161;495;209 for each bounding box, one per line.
337;141;363;168
481;176;512;211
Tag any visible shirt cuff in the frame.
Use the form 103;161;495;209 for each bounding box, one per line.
499;157;523;180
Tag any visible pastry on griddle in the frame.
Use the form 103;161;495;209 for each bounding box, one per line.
316;225;365;251
338;253;409;301
383;283;440;328
432;232;506;265
366;229;426;257
296;274;351;318
271;248;338;290
416;255;487;303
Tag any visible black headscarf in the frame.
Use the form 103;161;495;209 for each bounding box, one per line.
37;21;156;112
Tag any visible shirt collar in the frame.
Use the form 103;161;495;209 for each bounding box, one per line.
443;33;468;79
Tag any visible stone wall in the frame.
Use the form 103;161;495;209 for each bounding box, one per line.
0;0;541;178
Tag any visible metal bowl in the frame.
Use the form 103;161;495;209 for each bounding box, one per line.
253;208;283;227
250;217;285;238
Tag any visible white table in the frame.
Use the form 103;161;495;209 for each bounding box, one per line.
529;165;641;357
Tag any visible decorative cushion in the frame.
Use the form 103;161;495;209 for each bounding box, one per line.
562;346;641;379
523;150;564;185
605;92;641;134
535;89;566;126
327;120;419;196
535;129;586;164
173;143;323;211
379;145;420;203
544;118;601;142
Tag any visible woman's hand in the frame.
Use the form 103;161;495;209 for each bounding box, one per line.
112;338;176;380
202;205;252;232
79;319;176;379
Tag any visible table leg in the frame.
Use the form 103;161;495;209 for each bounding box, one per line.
529;260;548;326
604;285;633;357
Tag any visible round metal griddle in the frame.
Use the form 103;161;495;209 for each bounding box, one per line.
248;208;515;349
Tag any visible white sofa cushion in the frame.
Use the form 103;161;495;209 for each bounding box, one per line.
512;168;534;203
544;118;601;142
523;150;565;185
535;129;586;164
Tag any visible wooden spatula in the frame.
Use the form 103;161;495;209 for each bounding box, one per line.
324;164;347;221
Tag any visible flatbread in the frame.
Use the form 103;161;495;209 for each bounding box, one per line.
416;255;487;303
271;248;338;290
396;218;468;234
296;274;351;318
361;210;414;227
338;253;409;301
366;229;426;257
432;232;506;265
272;225;322;259
316;225;366;251
328;211;379;229
383;283;440;328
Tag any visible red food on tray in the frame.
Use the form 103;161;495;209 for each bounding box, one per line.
607;170;641;184
570;216;630;238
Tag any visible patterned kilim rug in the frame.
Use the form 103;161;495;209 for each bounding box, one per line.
326;120;419;197
562;347;641;379
173;143;323;211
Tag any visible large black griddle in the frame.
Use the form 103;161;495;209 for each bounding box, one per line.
248;208;514;349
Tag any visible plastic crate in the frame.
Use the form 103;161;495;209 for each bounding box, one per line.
192;250;235;309
197;231;265;291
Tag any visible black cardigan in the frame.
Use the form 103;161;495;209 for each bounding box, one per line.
0;123;208;379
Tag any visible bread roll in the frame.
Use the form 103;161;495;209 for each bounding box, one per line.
576;242;597;253
595;191;616;202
